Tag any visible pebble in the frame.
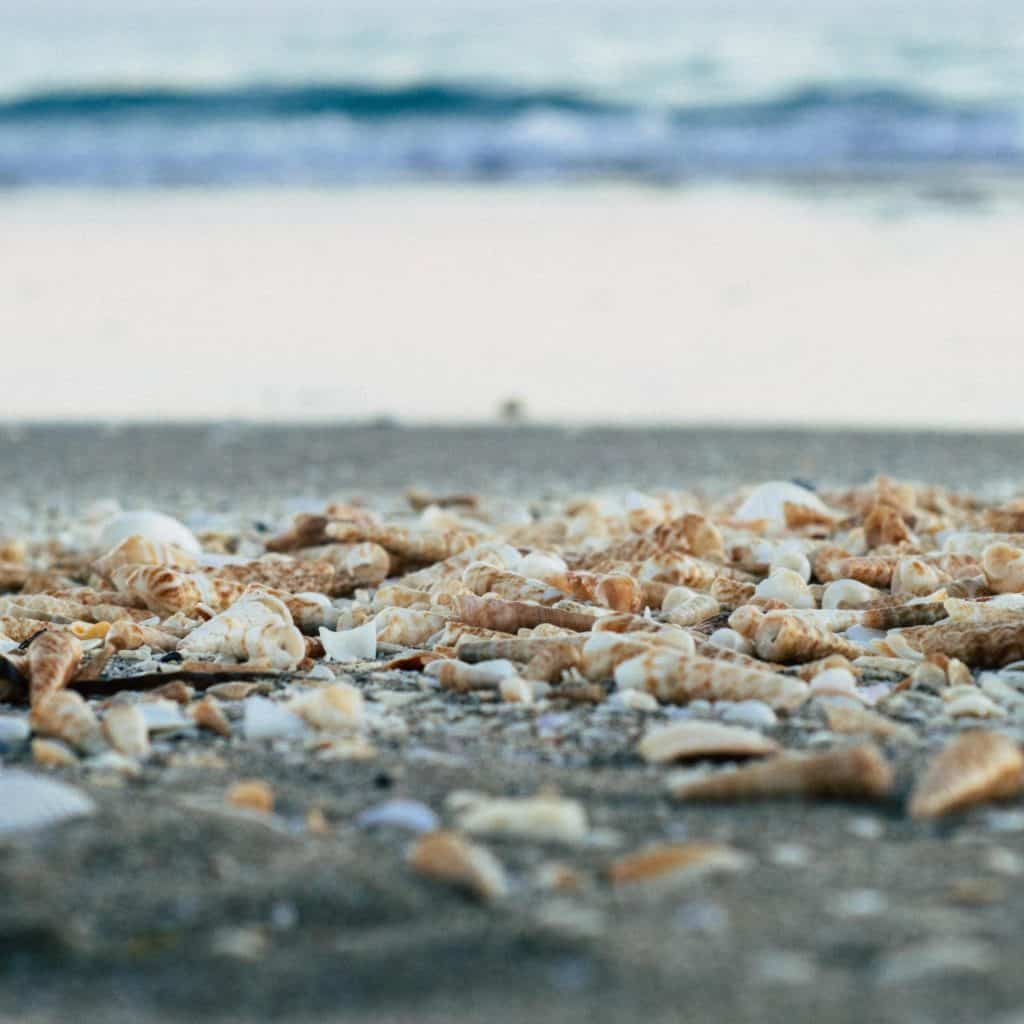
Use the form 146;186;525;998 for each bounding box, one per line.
243;696;309;741
752;950;816;985
355;799;440;834
719;700;778;730
876;938;997;986
0;715;30;745
829;888;887;918
846;816;884;840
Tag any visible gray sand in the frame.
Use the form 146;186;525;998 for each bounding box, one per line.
3;423;1024;1024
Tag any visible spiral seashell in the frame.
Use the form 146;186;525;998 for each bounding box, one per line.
638;720;779;763
98;510;200;555
909;731;1024;820
753;613;862;664
862;504;916;549
325;521;479;566
456;593;599;635
615;650;808;711
891;557;948;598
93;534;199;580
373;607;448;646
754;567;816;609
106;619;188;652
900;619;1024;669
462;563;564;605
733;481;831;525
523;641;584;682
177;591;305;670
661;587;720;627
710;575;757;609
671;745;892;802
822;579;881;610
29;691;104;753
24;629;83;705
110;565;204;615
943;595;1024;624
425;658;519;692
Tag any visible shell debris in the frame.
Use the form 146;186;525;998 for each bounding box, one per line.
638;720;779;764
407;830;508;902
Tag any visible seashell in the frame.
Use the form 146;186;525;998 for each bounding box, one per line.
373;607;447;646
707;628;754;655
822;579;881;610
945;594;1024;623
540;570;647;613
754;568;815;609
516;550;568;577
357;798;440;833
29;691;104;753
265;513;331;552
720;699;778;729
178;591;305;670
870;630;926;661
243;695;308;740
640;553;718;590
296;542;391;593
727;604;764;639
99;510;200;555
944;692;1006;719
32;737;78;767
213;559;335;597
111;565;204;615
0;714;31;744
226;779;274;814
0;770;95;833
138;699;190;733
985;502;1024;533
106;620;180;652
709;575;757;608
24;629;82;705
93;534;199;579
909;731;1024;820
638;720;779;764
734;481;831;525
407;830;508;902
319;619;376;663
101;704;150;758
499;676;533;703
754;613;862;664
819;556;897;588
582;631;692;681
451;791;588;844
456;593;598;635
671;745;892;802
288;682;363;730
904;619;1024;669
189;696;232;737
860;602;949;630
523;640;583;682
809;667;862;701
891;557;948;598
661;587;720;626
425;658;518;692
863;504;916;549
326;521;478;566
615;650;808;711
823;703;914;742
463;563;564;605
608;841;751;888
981;543;1024;595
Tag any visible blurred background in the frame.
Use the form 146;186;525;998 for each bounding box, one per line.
2;0;1023;426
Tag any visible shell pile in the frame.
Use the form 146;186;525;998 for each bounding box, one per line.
5;478;1024;859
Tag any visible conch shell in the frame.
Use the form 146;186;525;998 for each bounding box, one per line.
177;591;305;670
753;613;862;664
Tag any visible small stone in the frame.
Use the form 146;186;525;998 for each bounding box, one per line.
226;779;274;814
32;738;78;767
846;816;884;840
355;799;439;834
876;939;996;986
984;846;1024;876
752;950;816;985
771;843;810;868
209;926;268;961
829;888;886;918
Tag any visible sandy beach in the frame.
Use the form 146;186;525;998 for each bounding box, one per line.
3;424;1024;1024
4;185;1024;426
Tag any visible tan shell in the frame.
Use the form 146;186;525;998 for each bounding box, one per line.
189;696;232;737
671;745;893;802
25;629;83;705
288;683;364;730
615;650;808;711
608;841;750;888
462;563;563;605
523;641;584;682
213;559;336;596
909;731;1024;820
709;575;757;608
891;558;948;598
981;543;1024;595
106;620;180;652
374;607;447;646
93;534;199;579
451;792;588;843
904;619;1024;668
753;614;862;664
297;542;391;592
662;588;720;626
823;704;916;743
226;779;275;814
110;565;205;615
456;594;598;634
101;704;150;758
407;831;508;902
638;720;779;763
29;691;104;754
325;521;478;565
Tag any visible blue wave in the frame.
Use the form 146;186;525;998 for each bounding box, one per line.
0;81;1019;185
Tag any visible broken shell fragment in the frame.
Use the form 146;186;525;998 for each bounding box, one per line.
608;842;752;888
101;703;150;758
638;720;779;763
407;831;508;902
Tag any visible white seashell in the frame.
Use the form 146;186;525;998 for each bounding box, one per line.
425;658;519;690
450;791;589;843
178;591;305;670
0;770;96;833
754;568;815;609
102;704;150;757
86;750;142;777
99;510;200;555
638;720;779;764
708;628;754;655
719;700;778;729
843;624;887;646
243;696;309;741
944;692;1006;719
809;668;862;701
871;631;925;661
0;715;30;745
606;689;660;712
822;579;880;611
517;551;568;577
770;549;812;583
499;676;533;704
373;607;447;647
138;699;190;734
735;482;830;524
356;799;439;833
319;619;376;663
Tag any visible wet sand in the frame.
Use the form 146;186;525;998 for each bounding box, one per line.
3;424;1024;1024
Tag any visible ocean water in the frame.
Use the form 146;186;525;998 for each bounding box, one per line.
1;0;1023;186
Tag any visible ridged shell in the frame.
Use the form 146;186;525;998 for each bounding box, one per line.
93;534;199;578
374;607;448;646
98;511;200;555
909;731;1024;819
177;591;305;670
101;704;150;758
754;614;862;664
29;691;104;753
25;629;83;705
671;745;893;802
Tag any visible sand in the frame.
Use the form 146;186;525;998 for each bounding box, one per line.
3;184;1024;426
3;424;1024;1024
